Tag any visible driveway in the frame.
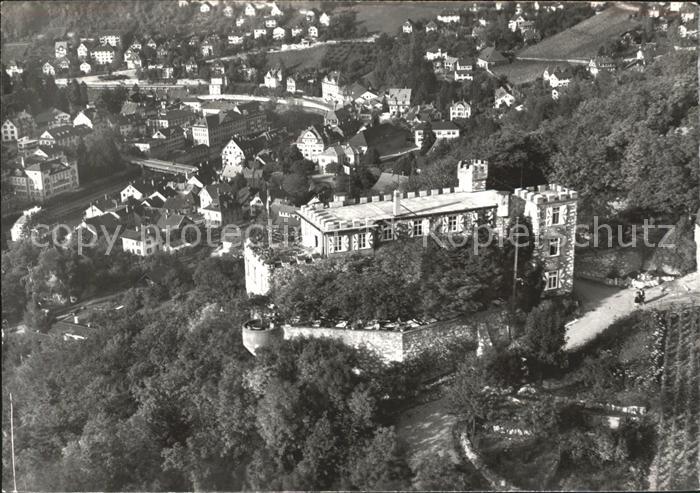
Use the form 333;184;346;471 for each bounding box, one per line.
565;272;700;351
395;396;460;469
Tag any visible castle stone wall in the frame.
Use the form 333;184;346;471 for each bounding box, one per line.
283;317;482;362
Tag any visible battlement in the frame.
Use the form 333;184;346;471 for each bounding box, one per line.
321;187;458;210
459;158;489;175
458;159;488;192
513;184;578;204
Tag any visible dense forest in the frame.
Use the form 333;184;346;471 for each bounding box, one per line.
1;239;483;491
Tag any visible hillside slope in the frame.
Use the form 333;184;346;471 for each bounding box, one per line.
517;5;641;62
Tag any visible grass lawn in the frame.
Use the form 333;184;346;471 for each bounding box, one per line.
517;6;641;61
363;123;414;157
340;1;467;35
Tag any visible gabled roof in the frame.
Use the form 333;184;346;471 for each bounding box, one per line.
203;182;234;202
156;213;189;230
430;121;459;131
35;107;69;125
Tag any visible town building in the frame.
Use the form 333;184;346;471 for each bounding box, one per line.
286;77;297;93
43;62;56;76
449;100;471;120
322;71;346;104
99;31;122;47
494;86;516;108
295;125;340;163
264;65;283;88
35;108;71;128
588;56;615;77
386;88;412;116
476;46;507;69
55;40;68;58
121;226;162;256
414;121;460;147
92;45;116;65
191;106;267;147
7;155;80;202
2;112;36;142
402;20;414;34
221;137;247;176
77;42;91;59
317;143;359;174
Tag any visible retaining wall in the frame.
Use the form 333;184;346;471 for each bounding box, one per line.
283;317;481;362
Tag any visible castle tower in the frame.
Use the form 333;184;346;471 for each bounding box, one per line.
512;184;578;295
457;159;488;192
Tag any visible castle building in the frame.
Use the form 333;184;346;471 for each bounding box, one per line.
244;160;578;296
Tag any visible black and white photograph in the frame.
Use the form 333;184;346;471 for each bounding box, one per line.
1;0;699;491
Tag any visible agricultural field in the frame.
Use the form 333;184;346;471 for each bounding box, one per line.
339;1;467;35
323;42;375;68
266;45;330;71
648;306;700;490
517;6;641;62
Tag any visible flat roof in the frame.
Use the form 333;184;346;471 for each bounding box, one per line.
298;189;501;232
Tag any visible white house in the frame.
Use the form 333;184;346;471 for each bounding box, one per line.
681;4;696;23
221;138;247;176
199;1;212;14
265;17;278;28
77;42;90;60
319;12;331;26
92;45;116;65
403;20;414;34
228;34;245;45
254;28;268;39
270;2;283;16
386;88;412;116
1;120;18;142
296;125;333;163
414;121;460;147
73;111;93;128
43;62;56;76
308;25;319;38
316;143;359;174
79;61;92;74
264;66;283;89
272;26;286;40
121;227;161;257
322;71;346;103
286;77;296;93
449;100;471;120
425;48;445;61
494;86;515;108
55;40;68;59
244;2;256;16
223;5;234;17
437;13;460;23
